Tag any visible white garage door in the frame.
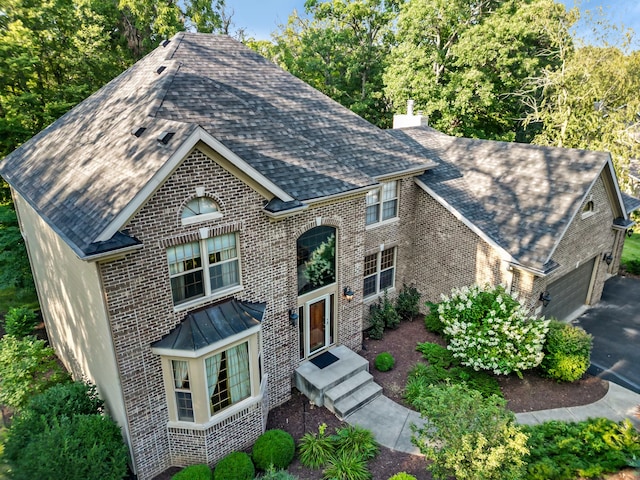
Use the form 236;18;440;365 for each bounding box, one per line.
542;258;596;320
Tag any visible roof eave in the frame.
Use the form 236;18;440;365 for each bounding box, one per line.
374;162;437;182
95;126;295;243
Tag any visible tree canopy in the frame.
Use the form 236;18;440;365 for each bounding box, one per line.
384;0;575;140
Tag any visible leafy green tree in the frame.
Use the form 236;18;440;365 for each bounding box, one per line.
0;335;69;410
412;383;529;480
0;202;33;291
384;0;574;140
261;0;399;127
522;44;640;188
118;0;225;58
0;0;134;156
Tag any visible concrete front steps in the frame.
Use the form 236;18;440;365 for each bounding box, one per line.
294;345;382;419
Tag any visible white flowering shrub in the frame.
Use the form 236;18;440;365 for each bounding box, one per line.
437;284;549;377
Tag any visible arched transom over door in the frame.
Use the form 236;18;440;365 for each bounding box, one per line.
296;226;337;359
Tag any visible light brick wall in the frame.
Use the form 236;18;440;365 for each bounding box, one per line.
409;189;510;307
99;148;366;479
531;174;618;313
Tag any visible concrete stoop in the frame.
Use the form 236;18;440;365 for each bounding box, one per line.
294;345;383;419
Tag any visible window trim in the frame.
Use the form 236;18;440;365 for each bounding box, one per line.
365;181;399;228
581;200;595;219
159;326;262;427
181;197;223;226
363;246;397;299
167;233;243;311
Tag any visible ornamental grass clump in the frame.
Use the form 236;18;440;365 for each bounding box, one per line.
436;284;549;377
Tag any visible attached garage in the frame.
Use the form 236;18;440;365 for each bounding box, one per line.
541;257;596;320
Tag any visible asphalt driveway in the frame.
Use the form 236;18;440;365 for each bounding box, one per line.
574;275;640;394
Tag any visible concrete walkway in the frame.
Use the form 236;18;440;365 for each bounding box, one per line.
344;381;640;455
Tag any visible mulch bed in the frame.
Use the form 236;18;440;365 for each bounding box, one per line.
262;318;611;480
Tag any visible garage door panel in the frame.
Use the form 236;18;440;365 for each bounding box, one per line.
542;258;595;320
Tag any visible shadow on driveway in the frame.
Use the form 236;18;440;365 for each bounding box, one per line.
574;275;640;394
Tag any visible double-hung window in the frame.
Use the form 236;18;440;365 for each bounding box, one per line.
172;360;194;422
206;342;251;415
363;247;396;298
366;181;398;226
167;233;240;305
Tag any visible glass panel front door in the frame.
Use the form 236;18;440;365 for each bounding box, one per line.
308;298;327;355
303;294;334;357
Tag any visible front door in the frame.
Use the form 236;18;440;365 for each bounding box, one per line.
303;294;334;357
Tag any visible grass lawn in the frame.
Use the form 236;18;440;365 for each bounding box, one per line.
621;232;640;266
0;287;39;317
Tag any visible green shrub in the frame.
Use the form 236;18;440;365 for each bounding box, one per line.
27;381;103;417
523;418;640;479
367;304;385;340
4;381;104;462
374;352;395;372
171;464;212;480
424;301;445;334
624;258;640;275
213;451;254;480
252;429;295;471
416;342;457;368
395;284;421;321
436;284;549;376
259;468;298;480
388;474;417;480
298;423;335;468
3;306;38;338
0;335;69;410
7;414;129;480
322;451;371;480
259;469;298;479
412;384;528;480
334;425;378;461
405;361;502;406
540;320;592;382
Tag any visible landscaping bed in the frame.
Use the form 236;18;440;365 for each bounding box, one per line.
262;318;613;480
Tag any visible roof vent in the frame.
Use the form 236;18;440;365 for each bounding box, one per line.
131;127;146;137
158;132;175;144
156;66;166;75
161;39;170;48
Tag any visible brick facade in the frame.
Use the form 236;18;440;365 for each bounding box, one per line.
531;175;620;312
73;145;622;480
99;148;366;479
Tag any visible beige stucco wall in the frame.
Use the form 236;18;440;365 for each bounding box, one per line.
12;193;130;452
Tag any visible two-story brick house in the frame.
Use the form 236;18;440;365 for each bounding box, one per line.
0;33;636;479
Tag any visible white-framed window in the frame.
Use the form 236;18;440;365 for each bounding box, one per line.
366;181;398;226
159;334;262;425
581;200;595;218
363;247;396;298
172;360;194;422
167;233;240;306
181;197;222;225
206;341;251;415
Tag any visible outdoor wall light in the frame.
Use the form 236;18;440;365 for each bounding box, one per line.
627;228;634;238
343;287;355;302
539;291;552;307
289;309;299;327
603;252;613;266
